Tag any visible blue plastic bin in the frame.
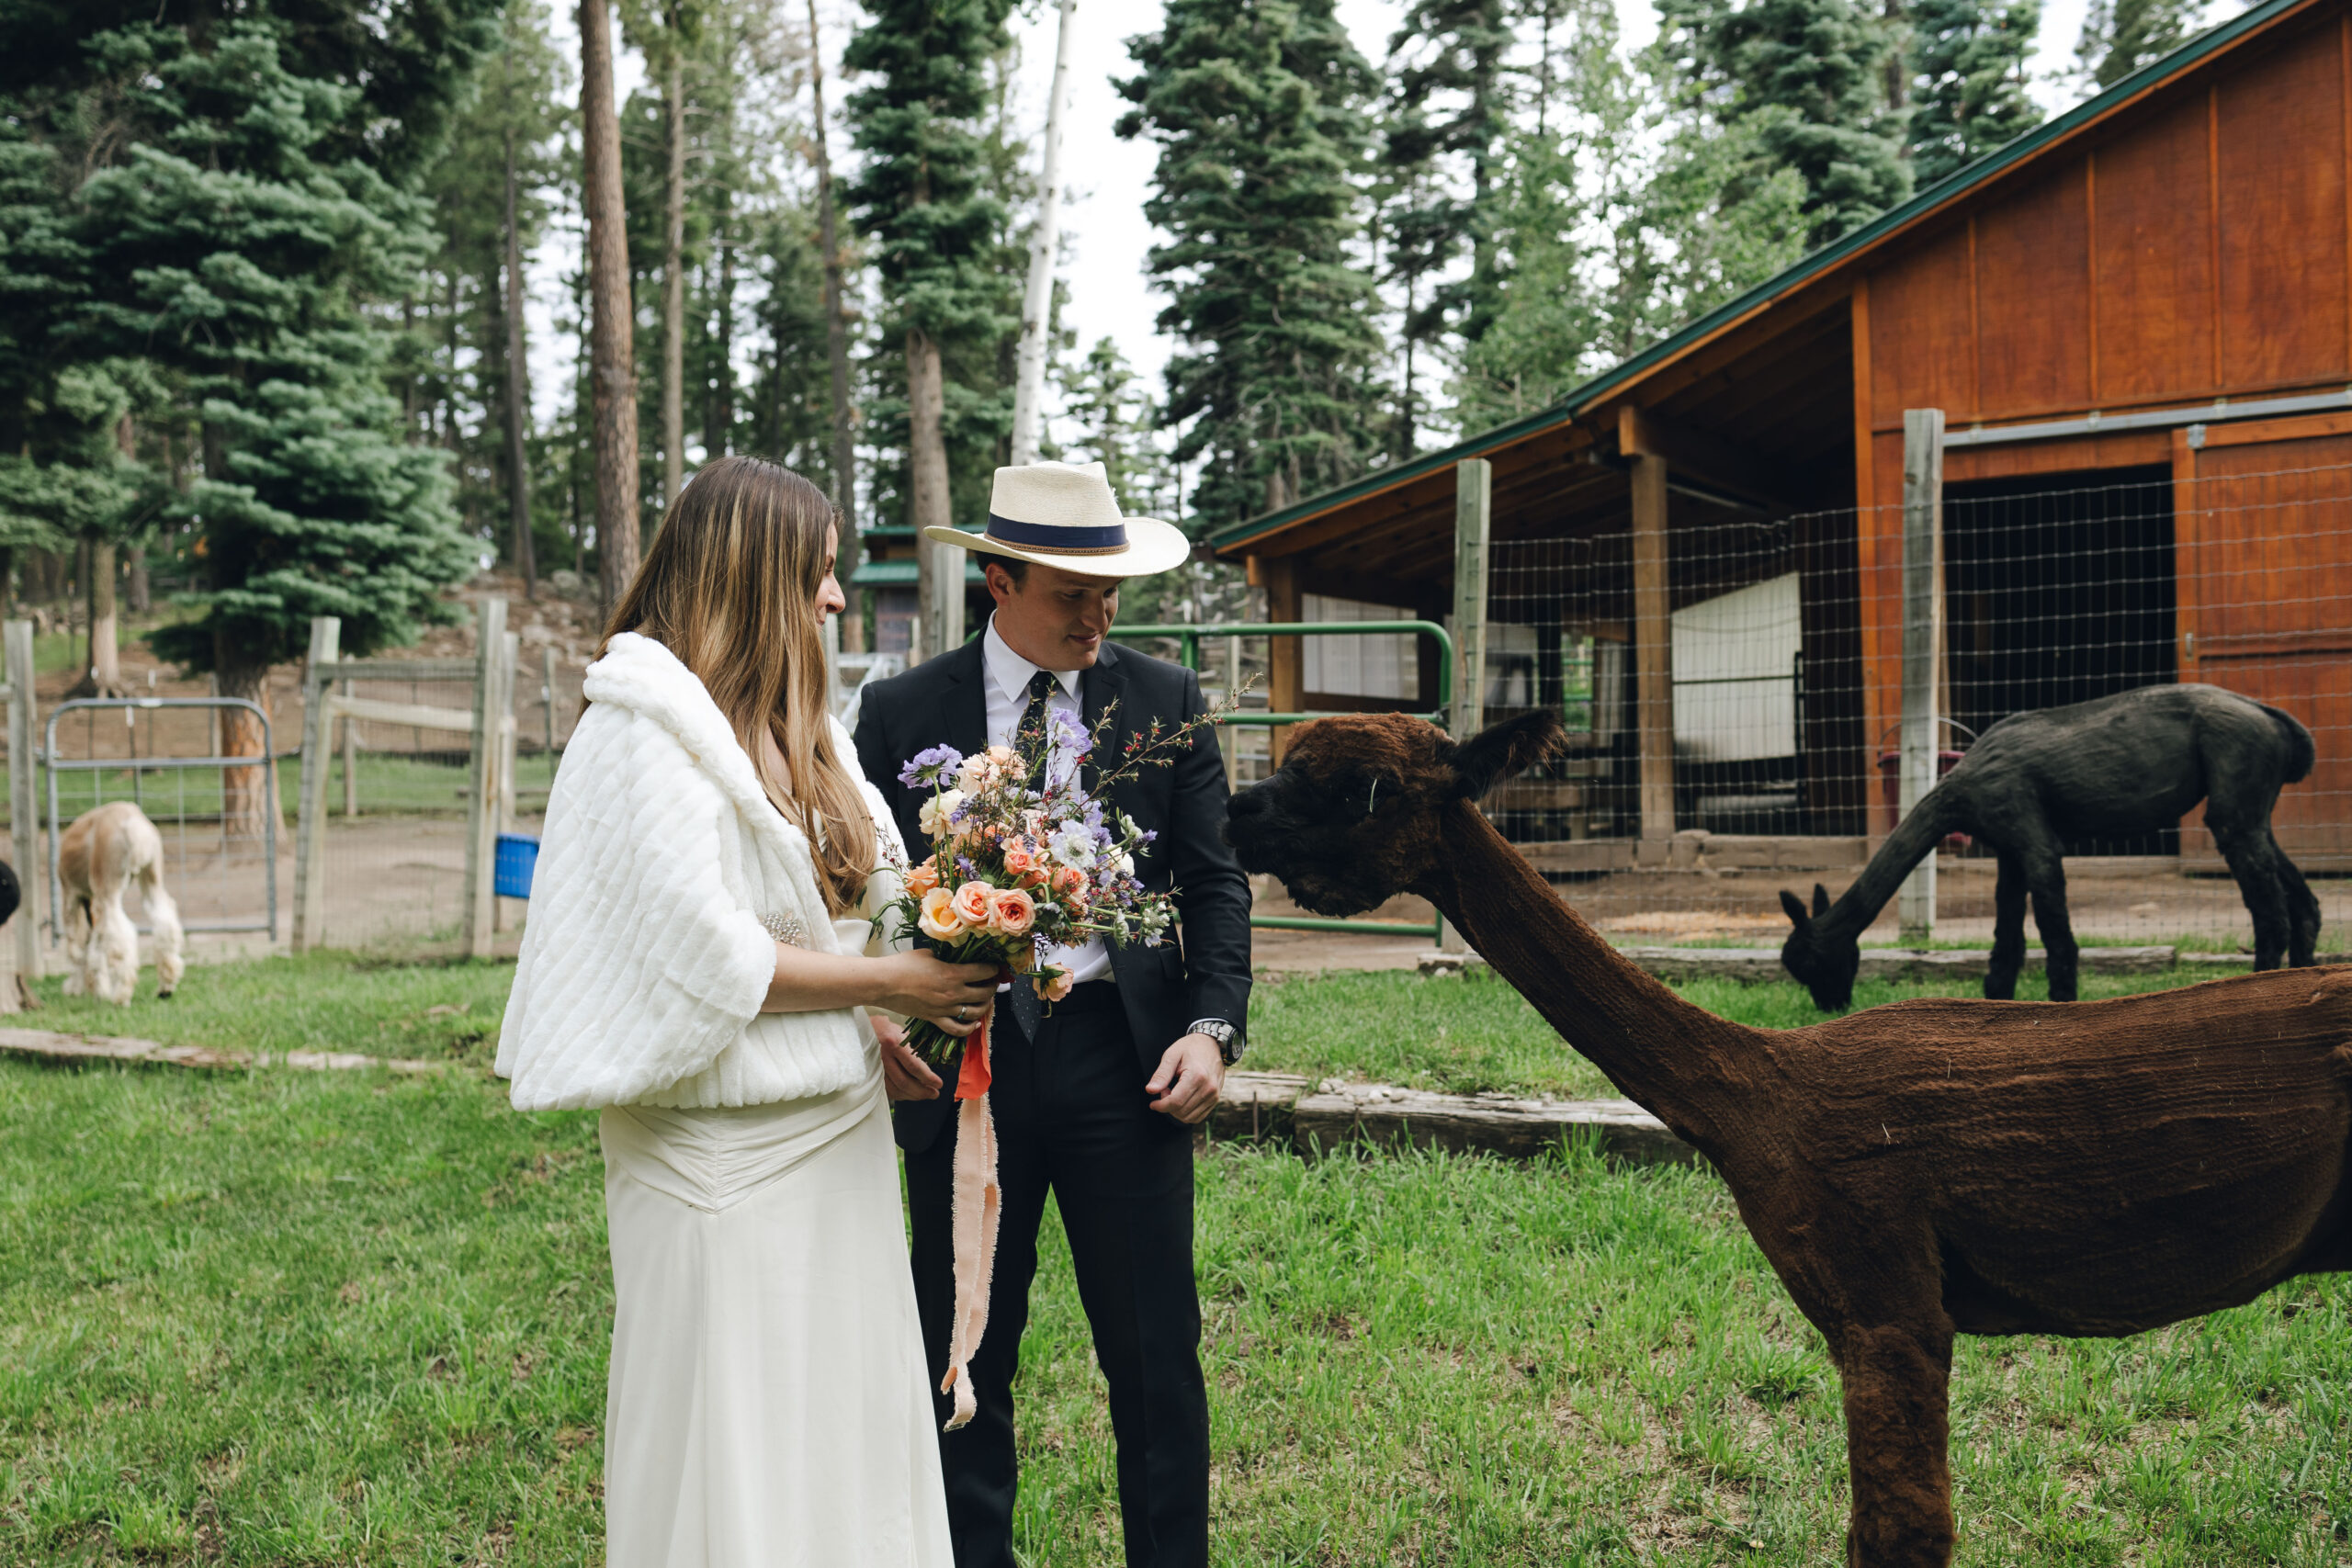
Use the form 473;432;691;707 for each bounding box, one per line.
494;832;540;899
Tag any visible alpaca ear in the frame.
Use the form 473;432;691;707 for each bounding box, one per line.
1450;710;1569;800
1780;888;1809;929
1813;883;1831;918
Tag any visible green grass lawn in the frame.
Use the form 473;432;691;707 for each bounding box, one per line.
4;954;2346;1564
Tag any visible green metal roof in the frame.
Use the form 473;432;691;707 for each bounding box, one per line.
1207;0;2324;554
853;559;988;588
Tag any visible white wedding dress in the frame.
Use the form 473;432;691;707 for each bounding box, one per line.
601;1066;952;1568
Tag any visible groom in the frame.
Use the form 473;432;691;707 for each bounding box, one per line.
854;461;1252;1568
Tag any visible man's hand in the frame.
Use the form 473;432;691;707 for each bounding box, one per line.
873;1013;944;1102
1146;1032;1225;1124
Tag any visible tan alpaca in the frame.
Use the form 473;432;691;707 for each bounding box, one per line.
59;802;185;1004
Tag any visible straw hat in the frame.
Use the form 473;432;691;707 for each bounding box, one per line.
922;460;1190;578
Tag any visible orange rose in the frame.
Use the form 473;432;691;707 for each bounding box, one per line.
906;857;941;897
917;886;963;941
1053;865;1089;897
989;886;1037;937
1040;971;1076;1003
1001;840;1046;887
950;881;995;928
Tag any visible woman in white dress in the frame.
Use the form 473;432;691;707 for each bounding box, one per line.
497;456;995;1567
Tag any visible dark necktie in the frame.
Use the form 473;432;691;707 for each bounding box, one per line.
1008;668;1060;1041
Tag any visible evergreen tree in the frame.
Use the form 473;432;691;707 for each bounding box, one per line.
2077;0;2205;90
1381;0;1512;457
38;18;481;818
1658;0;1912;245
1117;0;1385;527
1909;0;2039;183
843;0;1015;652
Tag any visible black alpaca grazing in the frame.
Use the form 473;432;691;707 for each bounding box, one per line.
1781;684;2319;1010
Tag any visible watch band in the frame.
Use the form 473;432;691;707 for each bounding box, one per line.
1186;1017;1242;1065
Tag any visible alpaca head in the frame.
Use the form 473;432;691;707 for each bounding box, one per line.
1226;710;1568;917
1778;882;1859;1011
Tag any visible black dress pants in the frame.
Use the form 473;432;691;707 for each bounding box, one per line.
904;981;1208;1568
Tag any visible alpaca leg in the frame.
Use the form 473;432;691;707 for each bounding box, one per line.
92;895;138;1005
1984;853;2029;1000
2008;829;2078;1000
2211;823;2293;971
1835;1318;1958;1568
61;897;91;997
141;867;184;998
2271;835;2322;966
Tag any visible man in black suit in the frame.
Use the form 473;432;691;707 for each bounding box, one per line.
854;460;1251;1568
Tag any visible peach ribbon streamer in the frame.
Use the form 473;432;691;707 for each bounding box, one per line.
939;999;1001;1432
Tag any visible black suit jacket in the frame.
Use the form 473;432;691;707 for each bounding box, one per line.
855;635;1254;1153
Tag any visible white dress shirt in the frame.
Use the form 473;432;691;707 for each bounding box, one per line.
981;615;1112;987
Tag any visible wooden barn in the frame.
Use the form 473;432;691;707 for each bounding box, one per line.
1210;0;2352;873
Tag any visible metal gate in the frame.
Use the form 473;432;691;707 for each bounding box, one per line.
45;696;279;942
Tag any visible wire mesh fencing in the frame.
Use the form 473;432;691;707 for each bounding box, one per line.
1464;457;2352;959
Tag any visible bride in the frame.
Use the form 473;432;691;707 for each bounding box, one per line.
497;456;995;1566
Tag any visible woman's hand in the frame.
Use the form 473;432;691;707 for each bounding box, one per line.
873;950;1000;1037
872;1013;944;1102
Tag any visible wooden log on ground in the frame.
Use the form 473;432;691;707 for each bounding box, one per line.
1208;1069;1695;1168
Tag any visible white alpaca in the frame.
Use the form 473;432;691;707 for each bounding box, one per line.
59;802;185;1004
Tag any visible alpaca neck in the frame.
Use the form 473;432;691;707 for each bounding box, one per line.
1414;802;1765;1148
1819;790;1965;938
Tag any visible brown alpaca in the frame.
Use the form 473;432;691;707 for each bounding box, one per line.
1225;710;2352;1568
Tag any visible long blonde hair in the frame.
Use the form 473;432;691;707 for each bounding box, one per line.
601;456;876;915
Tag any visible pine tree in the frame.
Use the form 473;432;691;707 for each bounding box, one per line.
1658;0;1912;245
843;0;1015;653
2077;0;2203;91
1117;0;1385;527
39;17;484;827
1381;0;1512;457
1909;0;2039;183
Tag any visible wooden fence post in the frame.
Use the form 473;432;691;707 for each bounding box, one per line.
1631;447;1675;844
1899;409;1946;942
292;616;341;953
1441;459;1493;954
494;631;521;934
463;595;508;959
4;621;34;988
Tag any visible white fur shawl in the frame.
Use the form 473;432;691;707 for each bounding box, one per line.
496;632;904;1111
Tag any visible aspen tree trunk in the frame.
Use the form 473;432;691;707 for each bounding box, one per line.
805;0;862;649
503;122;537;597
662;13;686;512
581;0;639;610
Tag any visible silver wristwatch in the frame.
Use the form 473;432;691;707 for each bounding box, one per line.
1186;1018;1242;1065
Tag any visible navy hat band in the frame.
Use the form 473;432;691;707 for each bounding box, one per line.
984;513;1130;555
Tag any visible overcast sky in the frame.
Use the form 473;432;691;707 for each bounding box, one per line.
537;0;2098;446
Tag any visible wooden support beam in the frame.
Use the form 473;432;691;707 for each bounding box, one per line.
1631;453;1675;841
1617;403;1792;510
1899;410;1946;942
1256;556;1303;763
1450;459;1493;744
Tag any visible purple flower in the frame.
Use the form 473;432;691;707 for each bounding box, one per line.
899;745;964;788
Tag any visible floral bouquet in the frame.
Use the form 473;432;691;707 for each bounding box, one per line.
879;704;1177;1068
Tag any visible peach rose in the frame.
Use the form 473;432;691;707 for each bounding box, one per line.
1001;840;1046;887
1053;865;1089;897
950;881;995;929
905;857;941;897
1040;971;1076;1003
989;886;1037;937
917;886;963;941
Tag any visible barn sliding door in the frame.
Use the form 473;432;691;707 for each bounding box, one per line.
2173;412;2352;864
